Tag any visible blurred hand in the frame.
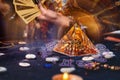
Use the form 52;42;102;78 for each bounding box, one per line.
37;3;71;27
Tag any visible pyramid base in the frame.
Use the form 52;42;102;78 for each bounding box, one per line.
53;49;98;57
53;40;98;57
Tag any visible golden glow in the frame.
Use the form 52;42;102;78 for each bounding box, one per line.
63;73;69;80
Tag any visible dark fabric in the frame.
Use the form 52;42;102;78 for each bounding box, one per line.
0;41;120;80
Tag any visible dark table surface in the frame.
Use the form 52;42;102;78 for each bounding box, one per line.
0;40;120;80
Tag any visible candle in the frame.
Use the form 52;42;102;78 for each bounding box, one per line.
52;73;83;80
63;73;69;80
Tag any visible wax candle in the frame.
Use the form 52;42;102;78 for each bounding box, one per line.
52;73;83;80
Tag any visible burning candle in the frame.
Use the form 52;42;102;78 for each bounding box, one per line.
52;73;83;80
63;73;69;80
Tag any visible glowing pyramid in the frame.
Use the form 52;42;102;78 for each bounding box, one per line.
53;23;98;56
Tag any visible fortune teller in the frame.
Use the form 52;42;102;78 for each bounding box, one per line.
37;0;102;42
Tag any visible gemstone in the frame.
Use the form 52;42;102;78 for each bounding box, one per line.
45;57;59;62
19;47;30;51
82;56;94;61
19;62;30;67
0;53;5;56
60;67;76;73
25;54;36;59
44;63;52;68
0;67;7;73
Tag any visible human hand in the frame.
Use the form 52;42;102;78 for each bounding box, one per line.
37;3;72;27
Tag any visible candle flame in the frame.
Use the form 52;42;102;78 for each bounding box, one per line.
63;73;69;80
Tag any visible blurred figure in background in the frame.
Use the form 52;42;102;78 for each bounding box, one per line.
23;0;120;43
0;0;10;41
37;0;102;42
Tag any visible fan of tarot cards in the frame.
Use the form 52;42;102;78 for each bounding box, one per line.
13;0;46;24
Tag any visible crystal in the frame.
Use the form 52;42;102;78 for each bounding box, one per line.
25;54;36;59
0;67;7;73
53;23;98;56
44;63;52;68
60;67;76;73
19;62;30;67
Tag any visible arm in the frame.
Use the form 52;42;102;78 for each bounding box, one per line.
37;3;72;27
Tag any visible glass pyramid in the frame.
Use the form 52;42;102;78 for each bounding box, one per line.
53;23;98;56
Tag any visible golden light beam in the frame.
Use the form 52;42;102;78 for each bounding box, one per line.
102;19;120;27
